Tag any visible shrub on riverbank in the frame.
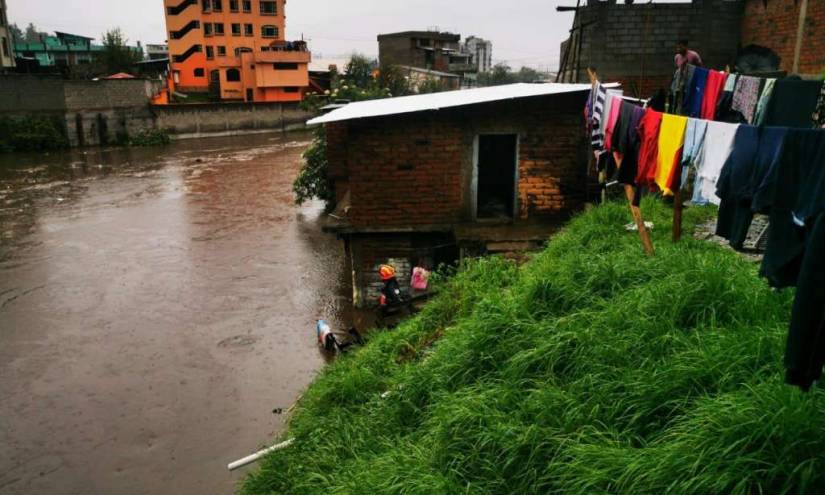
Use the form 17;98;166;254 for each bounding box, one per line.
242;199;825;495
0;115;69;152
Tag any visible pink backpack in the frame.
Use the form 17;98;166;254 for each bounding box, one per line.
410;267;430;291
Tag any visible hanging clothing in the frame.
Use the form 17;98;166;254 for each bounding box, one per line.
682;118;708;167
635;109;664;190
715;73;740;123
681;118;708;194
692;121;739;205
588;83;608;151
700;70;727;121
715;126;787;249
655;114;688;196
683;67;709;118
753;78;777;126
731;75;762;124
603;95;623;153
749;129;825;390
614;103;646;187
763;79;825;128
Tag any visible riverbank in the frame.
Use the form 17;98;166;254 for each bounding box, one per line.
240;198;825;494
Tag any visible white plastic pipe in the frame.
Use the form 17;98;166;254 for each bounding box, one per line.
227;438;295;471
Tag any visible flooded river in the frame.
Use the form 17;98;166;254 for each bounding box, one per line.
0;132;352;495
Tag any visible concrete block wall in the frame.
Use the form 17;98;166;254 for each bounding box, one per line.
330;92;589;229
561;0;743;95
0;76;67;112
741;0;825;75
153;102;311;137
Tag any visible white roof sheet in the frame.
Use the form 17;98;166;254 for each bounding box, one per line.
307;82;619;125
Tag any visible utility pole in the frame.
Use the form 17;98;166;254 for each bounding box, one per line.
792;0;808;74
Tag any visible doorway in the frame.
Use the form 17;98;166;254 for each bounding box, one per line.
476;134;518;220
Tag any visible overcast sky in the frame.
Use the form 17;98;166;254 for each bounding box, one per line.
6;0;580;70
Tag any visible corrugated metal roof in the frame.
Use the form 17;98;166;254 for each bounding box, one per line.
307;82;618;125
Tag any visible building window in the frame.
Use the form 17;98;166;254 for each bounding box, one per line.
234;47;252;56
226;68;241;82
231;23;241;36
0;9;5;27
204;23;213;36
214;23;225;36
260;46;271;52
274;62;298;70
244;24;253;36
205;46;214;59
284;87;299;93
1;37;8;57
201;0;211;12
246;89;254;101
260;1;277;15
261;25;278;38
242;0;252;12
229;0;239;11
212;0;223;11
217;46;226;57
194;68;205;77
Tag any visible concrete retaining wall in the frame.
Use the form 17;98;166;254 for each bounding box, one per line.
153;102;311;138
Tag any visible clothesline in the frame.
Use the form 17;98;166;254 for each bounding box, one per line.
585;78;825;393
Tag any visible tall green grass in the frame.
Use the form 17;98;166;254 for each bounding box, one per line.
241;198;824;495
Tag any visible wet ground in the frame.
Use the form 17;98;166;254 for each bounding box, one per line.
0;132;353;495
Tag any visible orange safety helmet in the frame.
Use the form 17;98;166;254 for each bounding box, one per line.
379;264;396;281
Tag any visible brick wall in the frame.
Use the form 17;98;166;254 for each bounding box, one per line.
741;0;825;75
559;0;743;97
329;92;589;229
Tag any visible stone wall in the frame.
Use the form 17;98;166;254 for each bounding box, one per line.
152;102;311;138
328;92;589;229
741;0;825;75
559;0;744;96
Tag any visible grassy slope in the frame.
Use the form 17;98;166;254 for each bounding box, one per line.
241;199;825;495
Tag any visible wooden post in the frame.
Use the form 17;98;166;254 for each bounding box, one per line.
625;184;655;257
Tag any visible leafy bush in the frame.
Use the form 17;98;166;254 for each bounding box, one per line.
241;199;825;495
292;126;332;206
128;128;171;147
0;115;69;152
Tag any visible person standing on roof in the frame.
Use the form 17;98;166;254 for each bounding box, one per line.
675;39;703;69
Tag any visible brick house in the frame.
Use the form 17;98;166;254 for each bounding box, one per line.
309;83;603;307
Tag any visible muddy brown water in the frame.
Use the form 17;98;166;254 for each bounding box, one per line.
0;132;354;495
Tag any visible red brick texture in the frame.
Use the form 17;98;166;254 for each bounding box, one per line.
326;93;590;230
741;0;825;75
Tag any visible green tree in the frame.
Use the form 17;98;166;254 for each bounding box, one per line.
477;63;517;86
343;54;376;89
9;23;24;44
24;23;47;43
97;28;142;75
517;66;542;83
377;64;411;98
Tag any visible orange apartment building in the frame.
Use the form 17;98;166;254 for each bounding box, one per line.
163;0;310;102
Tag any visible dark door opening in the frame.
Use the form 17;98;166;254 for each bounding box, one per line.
476;134;517;220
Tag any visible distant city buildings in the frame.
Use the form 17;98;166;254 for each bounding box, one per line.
377;30;493;89
163;0;311;102
0;0;15;70
14;32;113;67
464;36;492;73
145;43;169;61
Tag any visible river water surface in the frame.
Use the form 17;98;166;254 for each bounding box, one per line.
0;132;351;494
